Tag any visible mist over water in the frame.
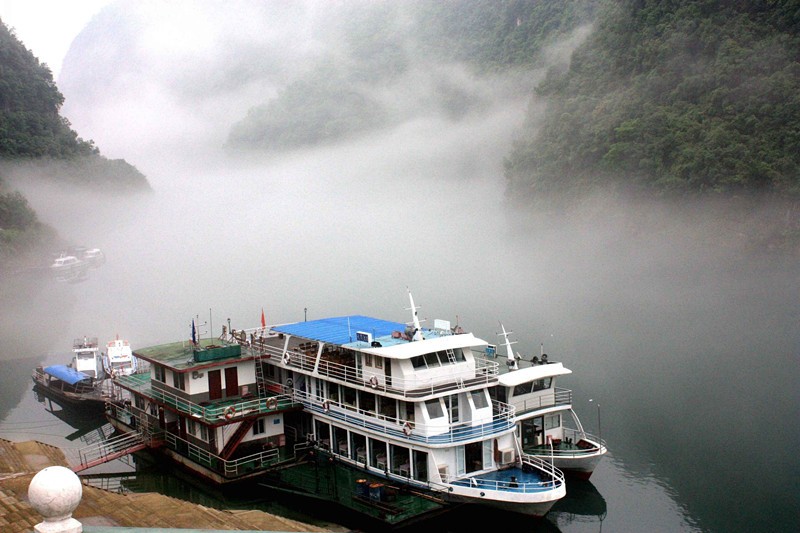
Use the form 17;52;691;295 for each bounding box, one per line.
1;3;798;531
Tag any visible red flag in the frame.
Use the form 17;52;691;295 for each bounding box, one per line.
261;308;266;328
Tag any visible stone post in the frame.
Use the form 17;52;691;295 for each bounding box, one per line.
28;466;83;533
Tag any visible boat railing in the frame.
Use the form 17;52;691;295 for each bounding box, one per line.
293;389;515;445
445;460;564;494
232;327;500;396
555;428;607;454
115;373;294;423
164;432;281;477
513;387;573;415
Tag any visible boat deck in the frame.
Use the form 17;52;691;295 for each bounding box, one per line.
262;451;447;527
451;466;557;493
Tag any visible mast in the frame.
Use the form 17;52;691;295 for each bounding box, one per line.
406;288;424;341
498;323;518;370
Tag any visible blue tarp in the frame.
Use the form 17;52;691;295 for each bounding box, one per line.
43;365;91;385
272;315;407;346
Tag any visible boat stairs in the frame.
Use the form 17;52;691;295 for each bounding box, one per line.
73;428;157;473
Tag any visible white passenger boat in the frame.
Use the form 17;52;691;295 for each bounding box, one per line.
105;291;566;523
489;324;607;479
71;336;105;380
103;335;137;377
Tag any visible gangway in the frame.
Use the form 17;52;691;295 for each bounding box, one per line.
74;431;149;472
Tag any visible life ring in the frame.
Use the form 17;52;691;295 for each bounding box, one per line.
224;406;236;419
403;421;413;436
286;378;293;388
266;397;278;410
282;353;291;365
322;400;330;412
369;376;378;389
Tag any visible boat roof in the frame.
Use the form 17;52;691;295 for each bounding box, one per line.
273;315;405;346
43;365;92;385
496;362;572;387
272;315;488;358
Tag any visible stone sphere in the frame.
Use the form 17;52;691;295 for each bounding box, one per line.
28;466;83;521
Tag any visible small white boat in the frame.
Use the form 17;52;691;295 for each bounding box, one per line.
71;336;105;380
103;336;137;377
50;254;88;281
489;324;607;479
82;248;105;267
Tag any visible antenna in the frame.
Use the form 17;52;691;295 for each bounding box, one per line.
497;323;518;370
405;287;424;341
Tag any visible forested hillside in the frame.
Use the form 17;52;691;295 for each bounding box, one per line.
505;0;800;203
0;19;150;270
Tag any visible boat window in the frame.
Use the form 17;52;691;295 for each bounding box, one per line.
425;399;444;419
364;353;373;367
343;386;357;407
375;356;383;369
135;396;145;409
513;381;534;395
328;383;340;402
533;377;553;391
390;443;411;477
153;365;166;382
369;438;387;470
413;450;428;482
545;414;560;430
199;424;209;442
471;390;489;409
359;391;376;414
411;356;426;368
446;394;459;423
403;400;415;423
253;418;266;435
378;396;396;420
423;352;439;367
172;371;185;390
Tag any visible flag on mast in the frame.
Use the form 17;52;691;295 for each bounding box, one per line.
261;308;266;328
191;319;197;344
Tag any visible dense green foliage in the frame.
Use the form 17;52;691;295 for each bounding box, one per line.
227;0;596;151
0;20;97;158
505;0;800;202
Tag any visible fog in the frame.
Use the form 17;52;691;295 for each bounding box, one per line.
1;2;798;531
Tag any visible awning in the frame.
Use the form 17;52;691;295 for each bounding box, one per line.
43;365;92;385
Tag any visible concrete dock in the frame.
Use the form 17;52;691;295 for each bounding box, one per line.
0;438;343;532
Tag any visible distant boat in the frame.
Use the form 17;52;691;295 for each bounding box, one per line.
50;254;88;282
488;324;607;480
82;248;106;267
103;336;138;377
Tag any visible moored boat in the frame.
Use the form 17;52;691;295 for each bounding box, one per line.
103;336;138;377
104;291;566;524
487;324;607;480
31;364;112;408
72;336;105;380
50;254;88;282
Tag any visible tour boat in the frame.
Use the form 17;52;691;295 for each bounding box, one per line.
103;336;138;377
488;324;607;479
104;292;566;525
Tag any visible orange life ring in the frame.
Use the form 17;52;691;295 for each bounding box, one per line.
403;421;413;436
266;397;278;410
322;400;330;412
369;376;378;389
283;353;291;365
224;406;236;419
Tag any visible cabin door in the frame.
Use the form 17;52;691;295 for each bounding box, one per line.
225;367;238;397
208;369;222;400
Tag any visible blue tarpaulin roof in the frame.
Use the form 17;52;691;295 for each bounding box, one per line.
272;315;407;346
44;365;91;385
